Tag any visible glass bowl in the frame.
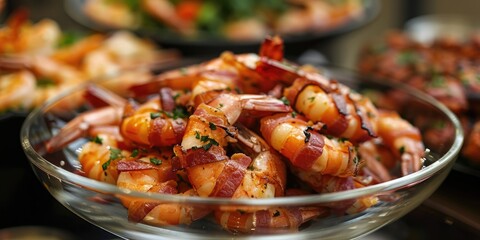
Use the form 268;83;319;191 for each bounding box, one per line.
21;66;463;240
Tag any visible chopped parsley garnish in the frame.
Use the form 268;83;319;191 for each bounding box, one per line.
399;146;406;155
150;112;161;119
57;31;85;48
193;131;219;150
150;157;162;165
179;67;188;75
396;51;419;66
429;75;446;88
160;106;189;119
131;149;139;157
102;148;124;170
280;96;290;106
173;92;180;101
209;122;217;130
36;78;56;88
91;136;103;144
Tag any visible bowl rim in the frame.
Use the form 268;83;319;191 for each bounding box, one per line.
20;66;464;207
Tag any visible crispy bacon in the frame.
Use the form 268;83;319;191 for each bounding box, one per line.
291;130;324;170
209;153;252;198
172;145;229;171
117;160;157;172
127;180;178;222
159;87;175;112
148;117;186;147
259;35;284;61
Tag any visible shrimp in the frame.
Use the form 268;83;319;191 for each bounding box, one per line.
275;0;330;35
291;169;378;214
120;94;188;147
0;9;61;55
357;140;395;183
0;70;35;112
116;149;210;226
45;106;124;152
82;31;180;79
376;110;425;175
83;0;139;29
173;93;291;198
222;18;268;41
140;0;196;36
0;54;88;107
214;207;326;234
128;36;293;98
283;77;378;143
260;113;361;177
51;33;106;67
211;125;324;233
46;83;188;152
78;133;129;184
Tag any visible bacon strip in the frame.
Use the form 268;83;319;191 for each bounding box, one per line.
172;145;229;171
350;95;377;141
209;153;252;198
127;180;178;222
117;160;156;172
160;87;175;112
149;117;186;146
259;35;284;61
291;130;325;170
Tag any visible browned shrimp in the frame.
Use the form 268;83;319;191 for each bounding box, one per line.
173;93;290;198
376;110;425;175
260;113;360;177
284;77;378;143
120;94;188;148
78;133;130;184
115;149;209;226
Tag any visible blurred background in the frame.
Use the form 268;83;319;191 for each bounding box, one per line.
1;0;480;239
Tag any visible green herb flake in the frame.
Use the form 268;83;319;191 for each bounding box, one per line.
280;96;290;106
396;51;419;66
200;135;210;142
399;146;406;155
179;67;188;76
150;157;162;165
131;149;139;157
208;122;217;130
429;75;446;88
102;148;123;170
36;78;56;88
150;112;161;119
91;136;103;145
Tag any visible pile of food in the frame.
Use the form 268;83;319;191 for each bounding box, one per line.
83;0;366;41
45;36;426;233
0;9;179;114
358;30;480;166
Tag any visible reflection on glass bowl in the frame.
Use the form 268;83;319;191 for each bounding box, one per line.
21;66;463;240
